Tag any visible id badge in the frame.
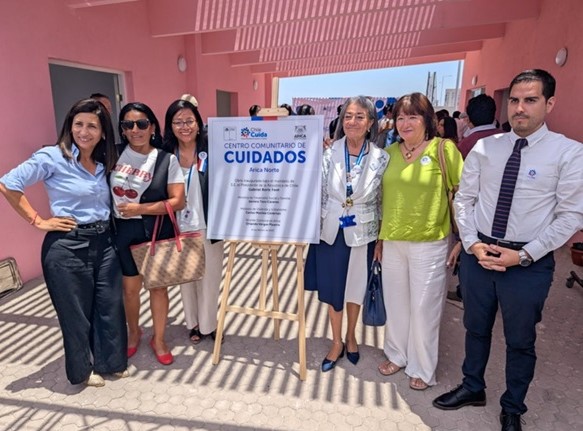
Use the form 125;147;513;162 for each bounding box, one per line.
339;214;357;229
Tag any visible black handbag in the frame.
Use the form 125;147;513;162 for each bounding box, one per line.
362;261;386;326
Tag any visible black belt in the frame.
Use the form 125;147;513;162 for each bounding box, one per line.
478;232;527;251
77;220;110;233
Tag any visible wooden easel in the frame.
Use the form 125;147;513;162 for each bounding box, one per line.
211;241;307;380
212;79;308;380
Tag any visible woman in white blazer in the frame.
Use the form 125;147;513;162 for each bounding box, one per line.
305;96;389;372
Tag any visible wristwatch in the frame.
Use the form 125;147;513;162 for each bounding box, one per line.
518;249;533;267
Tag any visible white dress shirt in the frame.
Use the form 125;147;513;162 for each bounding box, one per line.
455;124;583;261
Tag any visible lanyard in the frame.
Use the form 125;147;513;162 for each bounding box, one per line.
176;150;195;195
344;140;367;197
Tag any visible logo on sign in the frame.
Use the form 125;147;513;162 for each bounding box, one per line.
294;125;307;140
241;127;268;139
223;126;236;141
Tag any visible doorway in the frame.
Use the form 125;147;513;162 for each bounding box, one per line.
48;62;123;137
216;90;238;117
494;87;510;126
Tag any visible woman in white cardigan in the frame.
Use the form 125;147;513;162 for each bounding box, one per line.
305;96;389;372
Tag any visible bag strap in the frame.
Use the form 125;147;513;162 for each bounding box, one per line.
164;200;183;252
367;260;381;289
148;201;183;256
149;215;161;256
437;138;452;194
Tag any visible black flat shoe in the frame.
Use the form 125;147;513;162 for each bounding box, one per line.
346;349;360;365
189;327;202;344
500;410;523;431
432;384;486;410
192;329;225;344
321;343;345;372
209;330;224;344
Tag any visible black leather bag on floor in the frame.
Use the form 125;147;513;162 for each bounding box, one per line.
362;261;386;326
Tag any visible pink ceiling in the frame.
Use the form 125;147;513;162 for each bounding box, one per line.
66;0;542;77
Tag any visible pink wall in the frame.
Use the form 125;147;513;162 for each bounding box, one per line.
460;0;583;142
186;34;267;117
0;0;262;281
459;0;583;245
1;0;581;281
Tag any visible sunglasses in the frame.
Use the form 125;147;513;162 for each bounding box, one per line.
120;119;151;130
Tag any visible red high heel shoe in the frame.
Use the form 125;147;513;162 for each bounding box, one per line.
149;338;173;365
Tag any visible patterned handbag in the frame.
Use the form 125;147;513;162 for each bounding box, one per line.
130;201;205;289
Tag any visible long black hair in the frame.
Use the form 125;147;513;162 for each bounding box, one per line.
56;98;117;172
440;117;459;143
162;99;206;155
118;102;164;149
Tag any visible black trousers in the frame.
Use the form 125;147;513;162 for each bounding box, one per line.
41;227;127;384
459;249;554;414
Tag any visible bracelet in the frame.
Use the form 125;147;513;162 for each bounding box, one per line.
30;213;38;225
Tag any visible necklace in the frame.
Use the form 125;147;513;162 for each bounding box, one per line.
401;140;424;159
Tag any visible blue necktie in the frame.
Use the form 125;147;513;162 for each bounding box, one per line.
491;138;528;238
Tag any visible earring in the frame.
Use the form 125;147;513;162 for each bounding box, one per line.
151;134;155;142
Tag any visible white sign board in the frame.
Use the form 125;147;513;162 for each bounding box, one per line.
207;116;323;243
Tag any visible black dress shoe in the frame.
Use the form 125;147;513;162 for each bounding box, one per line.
432;384;486;410
500;410;523;431
321;343;344;372
346;349;360;365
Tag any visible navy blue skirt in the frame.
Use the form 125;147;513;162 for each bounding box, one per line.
305;230;374;312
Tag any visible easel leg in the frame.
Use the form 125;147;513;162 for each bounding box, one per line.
296;244;307;380
271;247;281;341
212;241;238;365
259;245;269;310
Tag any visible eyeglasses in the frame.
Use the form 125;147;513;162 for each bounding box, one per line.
172;119;197;128
344;114;368;123
120;119;150;130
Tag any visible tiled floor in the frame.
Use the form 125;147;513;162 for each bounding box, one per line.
0;243;582;430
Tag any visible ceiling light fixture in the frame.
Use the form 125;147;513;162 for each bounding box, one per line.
555;47;568;67
177;55;187;72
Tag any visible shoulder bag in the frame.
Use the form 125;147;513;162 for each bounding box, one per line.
131;201;205;289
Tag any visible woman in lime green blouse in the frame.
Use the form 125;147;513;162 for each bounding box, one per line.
374;93;463;390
